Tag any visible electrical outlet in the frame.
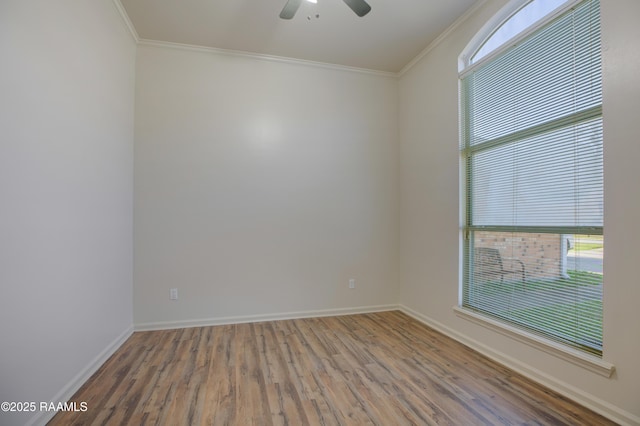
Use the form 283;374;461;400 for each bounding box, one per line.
170;288;178;300
349;279;355;289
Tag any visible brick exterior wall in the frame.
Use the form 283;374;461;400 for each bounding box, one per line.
474;232;564;281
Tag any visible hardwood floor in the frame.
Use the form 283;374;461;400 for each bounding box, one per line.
49;311;615;425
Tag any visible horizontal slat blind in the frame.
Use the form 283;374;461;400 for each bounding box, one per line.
471;118;602;227
461;0;603;354
463;1;602;146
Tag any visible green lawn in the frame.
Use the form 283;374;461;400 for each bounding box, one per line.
569;241;603;252
471;270;603;353
476;270;602;296
569;234;604;252
510;299;602;352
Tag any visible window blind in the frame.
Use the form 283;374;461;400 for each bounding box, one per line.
461;0;603;355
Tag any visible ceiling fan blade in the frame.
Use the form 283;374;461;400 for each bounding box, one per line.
279;0;303;19
342;0;371;17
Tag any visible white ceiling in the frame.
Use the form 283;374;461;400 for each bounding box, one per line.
119;0;479;73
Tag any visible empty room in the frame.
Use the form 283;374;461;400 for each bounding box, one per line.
1;0;639;425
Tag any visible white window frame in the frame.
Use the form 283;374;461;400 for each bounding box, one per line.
459;0;584;74
456;0;614;377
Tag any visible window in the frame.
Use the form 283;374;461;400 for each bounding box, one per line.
471;0;568;64
460;0;603;355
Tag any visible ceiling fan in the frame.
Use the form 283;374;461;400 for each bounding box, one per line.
279;0;371;19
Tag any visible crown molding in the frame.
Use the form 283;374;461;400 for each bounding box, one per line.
398;0;488;77
137;39;398;78
112;0;140;43
112;0;487;79
110;0;395;78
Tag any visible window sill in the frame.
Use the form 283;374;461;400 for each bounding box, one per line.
453;306;615;378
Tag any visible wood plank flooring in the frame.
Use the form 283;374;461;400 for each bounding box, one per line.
49;311;616;425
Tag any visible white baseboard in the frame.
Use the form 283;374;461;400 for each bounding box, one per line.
134;304;400;331
26;325;134;426
399;305;640;426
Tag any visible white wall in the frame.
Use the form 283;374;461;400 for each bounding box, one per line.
134;45;399;327
0;1;136;425
398;0;640;423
